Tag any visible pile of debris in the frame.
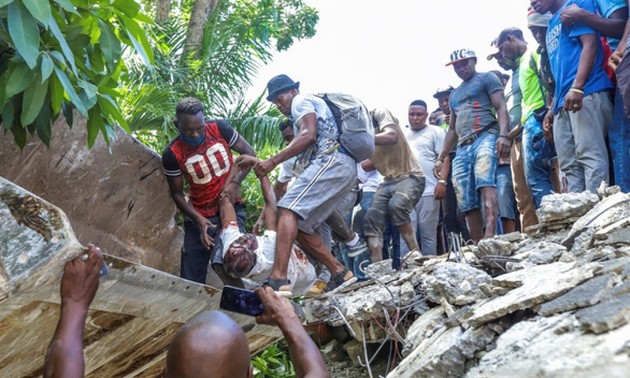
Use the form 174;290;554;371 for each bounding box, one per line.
306;186;630;377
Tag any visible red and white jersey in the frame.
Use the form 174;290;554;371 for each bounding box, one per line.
162;120;239;218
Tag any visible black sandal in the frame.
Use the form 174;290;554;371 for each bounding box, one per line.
263;277;291;291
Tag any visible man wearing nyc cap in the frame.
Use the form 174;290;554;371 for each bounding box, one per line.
434;49;511;243
162;97;256;285
532;0;614;193
254;74;358;293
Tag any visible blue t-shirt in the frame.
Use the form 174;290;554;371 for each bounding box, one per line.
595;0;627;50
547;0;613;113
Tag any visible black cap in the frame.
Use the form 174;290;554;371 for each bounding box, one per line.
266;74;300;101
433;86;454;99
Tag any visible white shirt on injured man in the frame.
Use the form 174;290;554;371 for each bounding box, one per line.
221;225;317;296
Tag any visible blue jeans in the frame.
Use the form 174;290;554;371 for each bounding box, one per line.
610;88;630;192
382;221;401;270
496;164;516;221
452;132;498;212
522;114;556;208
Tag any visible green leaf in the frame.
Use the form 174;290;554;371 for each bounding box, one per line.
23;0;51;26
119;15;153;66
8;2;40;69
21;76;48;125
34;101;52;146
48;15;77;76
40;54;54;82
0;0;14;8
52;0;78;15
6;64;35;99
2;99;14;131
87;106;103;147
49;72;63;114
53;66;87;115
78;79;97;99
97;20;121;71
112;0;140;17
62;101;73;127
11;121;27;148
98;94;130;132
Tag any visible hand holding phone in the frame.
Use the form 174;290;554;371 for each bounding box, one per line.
219;286;265;316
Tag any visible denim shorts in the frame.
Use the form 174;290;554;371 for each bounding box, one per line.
451;132;498;212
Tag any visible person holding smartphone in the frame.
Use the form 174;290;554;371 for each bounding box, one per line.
44;246;328;378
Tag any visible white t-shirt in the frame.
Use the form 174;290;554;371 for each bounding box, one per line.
291;93;339;161
404;125;445;196
221;225;317;296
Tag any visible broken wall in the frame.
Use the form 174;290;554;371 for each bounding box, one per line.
0;115;181;273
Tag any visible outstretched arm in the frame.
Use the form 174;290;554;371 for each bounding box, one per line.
255;287;329;378
260;175;278;231
45;245;103;378
222;135;257;204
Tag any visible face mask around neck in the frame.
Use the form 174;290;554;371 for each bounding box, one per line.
180;132;206;146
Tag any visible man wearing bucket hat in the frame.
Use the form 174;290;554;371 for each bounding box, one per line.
532;0;614;193
433;49;511;243
253;74;358;293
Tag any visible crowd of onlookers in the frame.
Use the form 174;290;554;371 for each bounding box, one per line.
160;0;630;298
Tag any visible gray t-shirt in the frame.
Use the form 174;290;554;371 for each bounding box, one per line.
450;72;504;145
290;93;339;162
404;125;445;196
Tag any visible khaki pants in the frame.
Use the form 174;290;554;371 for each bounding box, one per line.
510;139;538;230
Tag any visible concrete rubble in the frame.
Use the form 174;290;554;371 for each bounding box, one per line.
305;189;630;377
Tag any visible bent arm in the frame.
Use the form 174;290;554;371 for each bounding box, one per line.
374;125;398;145
437;112;458;161
260;175;278;231
575;33;599;89
490;91;509;137
166;175;204;224
270;113;318;165
569;6;627;39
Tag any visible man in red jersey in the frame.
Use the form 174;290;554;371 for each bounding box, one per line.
162;97;256;285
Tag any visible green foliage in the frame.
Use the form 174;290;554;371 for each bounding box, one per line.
122;0;317;154
0;0;154;148
251;341;296;378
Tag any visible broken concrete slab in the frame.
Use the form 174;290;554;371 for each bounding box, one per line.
576;293;630;334
538;274;615;316
0;118;183;276
403;307;445;356
469;262;597;327
422;262;492;306
537;192;600;224
526;242;567;265
456;326;496;359
562;192;630;251
387;326;465;378
594;217;630;247
0;179;279;377
466;313;630;378
476;238;513;257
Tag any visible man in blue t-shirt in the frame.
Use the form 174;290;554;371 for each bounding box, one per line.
533;0;614;193
434;49;511;243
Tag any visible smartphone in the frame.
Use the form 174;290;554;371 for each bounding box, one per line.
220;285;264;316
